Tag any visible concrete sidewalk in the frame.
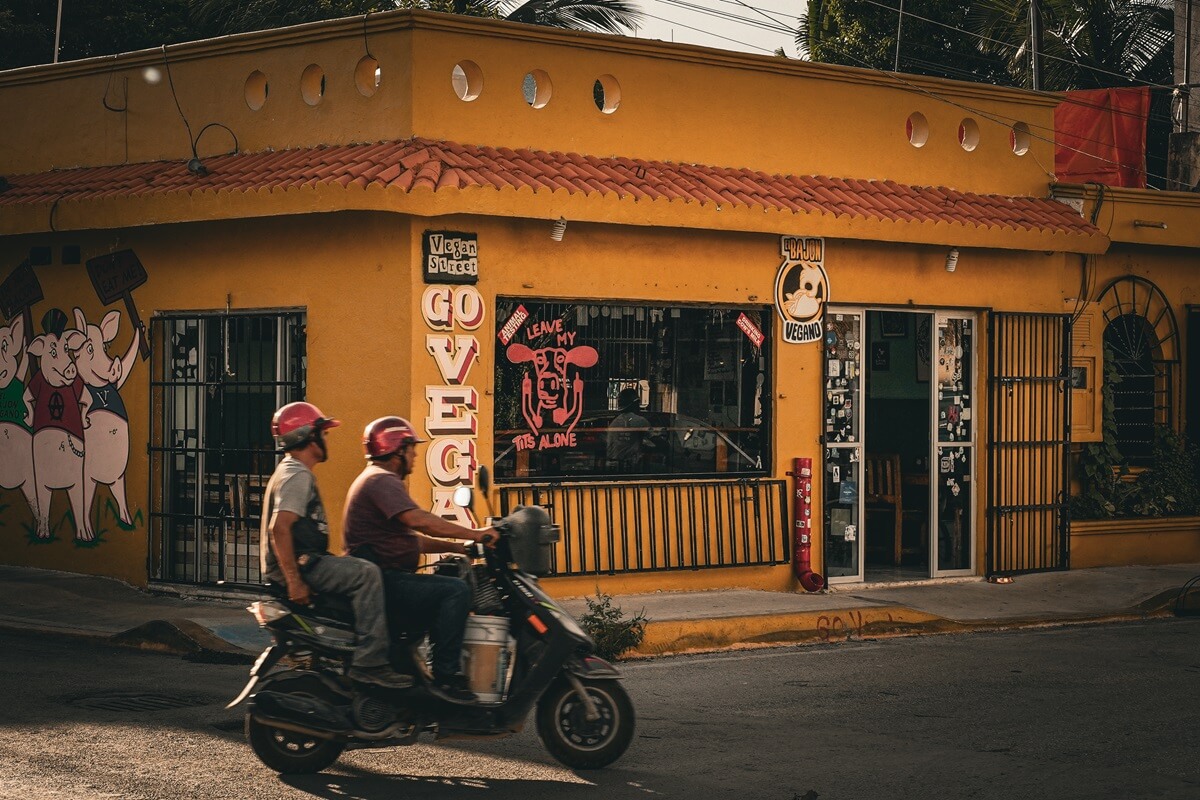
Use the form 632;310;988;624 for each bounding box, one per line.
1;563;1198;661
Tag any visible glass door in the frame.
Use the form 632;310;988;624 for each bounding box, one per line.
932;313;975;576
823;309;865;583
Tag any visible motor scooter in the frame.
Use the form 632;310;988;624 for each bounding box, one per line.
228;473;635;774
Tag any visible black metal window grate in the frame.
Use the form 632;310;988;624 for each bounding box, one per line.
499;479;788;575
149;310;305;586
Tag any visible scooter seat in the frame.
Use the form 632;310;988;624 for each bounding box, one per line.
262;582;356;623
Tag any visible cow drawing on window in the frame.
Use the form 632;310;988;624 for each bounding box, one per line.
506;342;598;436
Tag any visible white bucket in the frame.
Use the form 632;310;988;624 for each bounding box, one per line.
461;615;514;703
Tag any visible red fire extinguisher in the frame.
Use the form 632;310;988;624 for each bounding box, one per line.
792;457;824;592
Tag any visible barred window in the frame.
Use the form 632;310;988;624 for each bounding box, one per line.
1105;313;1172;466
493;300;771;481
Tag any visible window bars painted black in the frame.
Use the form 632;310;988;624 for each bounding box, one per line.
499;479;789;575
987;312;1071;577
1095;276;1179;467
148;310;306;586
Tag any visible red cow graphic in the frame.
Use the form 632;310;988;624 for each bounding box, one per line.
506;342;597;435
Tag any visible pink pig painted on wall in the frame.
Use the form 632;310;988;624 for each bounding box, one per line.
506;342;598;436
24;312;92;540
72;307;138;529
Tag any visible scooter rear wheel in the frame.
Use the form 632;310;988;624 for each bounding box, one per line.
245;674;347;774
536;676;635;770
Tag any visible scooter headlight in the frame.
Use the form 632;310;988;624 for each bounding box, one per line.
248;600;291;627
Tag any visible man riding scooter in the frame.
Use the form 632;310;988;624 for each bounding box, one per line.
342;416;497;703
261;402;413;690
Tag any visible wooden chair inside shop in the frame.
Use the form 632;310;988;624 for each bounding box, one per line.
864;453;918;566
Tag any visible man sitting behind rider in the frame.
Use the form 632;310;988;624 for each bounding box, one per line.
261;402;413;690
342;416;496;704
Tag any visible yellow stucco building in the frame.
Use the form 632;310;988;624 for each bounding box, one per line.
1;11;1197;593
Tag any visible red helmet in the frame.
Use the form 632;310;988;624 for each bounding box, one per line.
363;416;425;459
272;402;341;450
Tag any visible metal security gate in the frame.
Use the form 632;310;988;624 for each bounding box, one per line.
987;312;1070;576
149;310;306;586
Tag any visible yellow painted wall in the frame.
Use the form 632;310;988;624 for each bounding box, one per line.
3;12;1055;198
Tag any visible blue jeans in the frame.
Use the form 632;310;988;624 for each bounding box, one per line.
381;570;471;679
301;555;390;669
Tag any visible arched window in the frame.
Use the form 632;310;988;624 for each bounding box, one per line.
1096;277;1179;466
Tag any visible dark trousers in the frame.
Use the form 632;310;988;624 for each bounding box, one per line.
381;570;471;679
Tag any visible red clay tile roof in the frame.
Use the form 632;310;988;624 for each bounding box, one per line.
0;137;1098;236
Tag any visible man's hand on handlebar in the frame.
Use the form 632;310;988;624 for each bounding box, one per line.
286;576;312;606
477;528;500;548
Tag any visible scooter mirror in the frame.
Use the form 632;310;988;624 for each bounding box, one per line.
477;465;491;494
452;486;473;509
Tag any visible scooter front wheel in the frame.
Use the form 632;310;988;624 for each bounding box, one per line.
536;676;635;769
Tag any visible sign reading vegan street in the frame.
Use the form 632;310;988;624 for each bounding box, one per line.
423;230;479;285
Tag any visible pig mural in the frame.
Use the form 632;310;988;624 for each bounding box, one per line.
506;342;598;436
0;316;36;519
72;307;138;529
24;309;92;540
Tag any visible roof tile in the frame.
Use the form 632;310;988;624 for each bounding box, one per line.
0;136;1101;238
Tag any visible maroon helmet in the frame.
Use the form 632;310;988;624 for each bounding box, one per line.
272;402;340;450
363;416;426;459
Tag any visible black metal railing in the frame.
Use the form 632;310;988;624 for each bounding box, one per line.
499;479;789;576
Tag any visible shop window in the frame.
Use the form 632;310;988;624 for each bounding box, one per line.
493;300;771;481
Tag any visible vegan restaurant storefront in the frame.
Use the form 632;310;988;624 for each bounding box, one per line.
3;10;1166;595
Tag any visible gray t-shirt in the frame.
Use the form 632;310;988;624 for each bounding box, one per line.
607;410;651;463
260;455;331;582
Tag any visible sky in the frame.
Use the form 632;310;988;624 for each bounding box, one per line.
630;0;802;58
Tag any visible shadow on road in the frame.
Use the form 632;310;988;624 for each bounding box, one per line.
281;762;661;799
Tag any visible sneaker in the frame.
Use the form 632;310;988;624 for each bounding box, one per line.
348;664;416;690
430;674;478;704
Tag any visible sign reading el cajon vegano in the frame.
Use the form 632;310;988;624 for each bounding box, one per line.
775;236;828;344
422;230;479;284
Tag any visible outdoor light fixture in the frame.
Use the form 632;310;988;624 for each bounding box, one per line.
186;157;209;177
550;217;567;241
945;247;960;272
0;176;9;193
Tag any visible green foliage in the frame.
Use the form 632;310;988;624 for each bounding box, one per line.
1128;427;1200;517
578;590;647;661
798;0;1173;90
1072;346;1200;520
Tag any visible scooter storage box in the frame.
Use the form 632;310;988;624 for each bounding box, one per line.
504;505;560;576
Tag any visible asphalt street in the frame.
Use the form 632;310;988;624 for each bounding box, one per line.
1;620;1198;799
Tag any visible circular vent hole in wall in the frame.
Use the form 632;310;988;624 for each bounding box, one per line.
301;64;326;106
958;118;980;151
593;74;621;114
1010;122;1030;155
906;112;929;147
452;61;483;101
522;70;552;108
356;56;381;97
245;71;268;110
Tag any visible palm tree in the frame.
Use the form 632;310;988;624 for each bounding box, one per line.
967;0;1173;90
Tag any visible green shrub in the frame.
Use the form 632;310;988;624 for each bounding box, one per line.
1128;427;1200;517
578;591;647;661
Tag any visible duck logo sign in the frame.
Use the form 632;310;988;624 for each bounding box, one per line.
775;236;828;344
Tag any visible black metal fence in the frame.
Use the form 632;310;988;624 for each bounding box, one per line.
148;310;306;586
499;478;789;576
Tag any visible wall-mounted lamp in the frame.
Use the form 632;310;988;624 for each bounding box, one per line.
186;157;209;177
1132;219;1167;229
0;176;9;193
945;247;960;272
550;217;567;241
